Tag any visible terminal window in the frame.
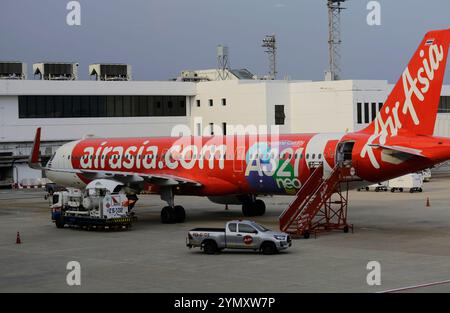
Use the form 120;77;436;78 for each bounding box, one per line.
275;105;285;125
356;102;362;124
371;102;377;121
438;96;450;113
364;102;369;123
18;95;187;118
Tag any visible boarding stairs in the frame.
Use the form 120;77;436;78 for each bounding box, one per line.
279;164;353;238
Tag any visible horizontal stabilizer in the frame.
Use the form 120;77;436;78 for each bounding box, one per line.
368;144;426;158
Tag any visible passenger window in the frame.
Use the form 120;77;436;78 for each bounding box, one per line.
318;153;322;159
312;153;315;159
228;223;237;232
238;224;257;234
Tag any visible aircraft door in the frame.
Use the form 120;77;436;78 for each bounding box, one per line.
336;141;355;167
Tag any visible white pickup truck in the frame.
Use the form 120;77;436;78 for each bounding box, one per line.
186;220;292;255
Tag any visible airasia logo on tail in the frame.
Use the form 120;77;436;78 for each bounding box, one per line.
361;41;445;169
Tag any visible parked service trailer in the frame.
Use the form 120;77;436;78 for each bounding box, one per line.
358;181;389;192
389;173;423;193
421;169;431;182
50;180;132;230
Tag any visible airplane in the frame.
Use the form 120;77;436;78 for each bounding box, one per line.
29;29;450;224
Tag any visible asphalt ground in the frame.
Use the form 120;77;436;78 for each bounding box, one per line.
0;175;449;292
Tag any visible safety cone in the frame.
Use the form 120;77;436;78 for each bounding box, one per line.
426;197;430;207
16;232;21;244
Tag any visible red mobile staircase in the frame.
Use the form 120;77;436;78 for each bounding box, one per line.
279;164;353;238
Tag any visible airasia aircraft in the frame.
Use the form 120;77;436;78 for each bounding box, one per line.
30;29;450;223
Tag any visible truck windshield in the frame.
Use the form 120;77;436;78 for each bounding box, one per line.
251;223;269;232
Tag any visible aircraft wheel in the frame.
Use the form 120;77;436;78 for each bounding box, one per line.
254;199;266;216
173;205;186;223
161;206;176;224
242;202;255;217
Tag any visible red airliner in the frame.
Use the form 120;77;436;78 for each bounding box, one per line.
30;29;450;224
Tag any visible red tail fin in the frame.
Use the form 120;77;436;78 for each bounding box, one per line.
28;127;42;169
361;29;450;136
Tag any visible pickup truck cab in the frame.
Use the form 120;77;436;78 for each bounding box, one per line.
186;220;292;254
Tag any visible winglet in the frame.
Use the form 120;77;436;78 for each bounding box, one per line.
28;127;42;169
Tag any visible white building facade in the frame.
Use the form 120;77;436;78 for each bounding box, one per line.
1;78;450;186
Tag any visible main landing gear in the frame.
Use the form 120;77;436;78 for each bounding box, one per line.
242;197;266;217
160;187;186;224
161;205;186;224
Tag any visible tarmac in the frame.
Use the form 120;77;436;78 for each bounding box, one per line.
0;174;449;293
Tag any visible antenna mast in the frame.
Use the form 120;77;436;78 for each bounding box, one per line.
262;34;277;80
217;45;229;80
326;0;346;81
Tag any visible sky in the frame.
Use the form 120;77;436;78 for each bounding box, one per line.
1;0;450;83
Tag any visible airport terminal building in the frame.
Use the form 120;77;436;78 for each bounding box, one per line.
1;65;450;186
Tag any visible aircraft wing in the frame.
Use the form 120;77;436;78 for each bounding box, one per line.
368;144;426;158
45;167;202;187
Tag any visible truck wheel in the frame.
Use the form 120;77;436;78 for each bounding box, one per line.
399;188;404;192
55;217;65;229
174;205;186;223
391;188;395;193
303;231;310;239
343;225;349;233
261;242;277;255
255;200;266;216
161;206;175;224
203;240;218;255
